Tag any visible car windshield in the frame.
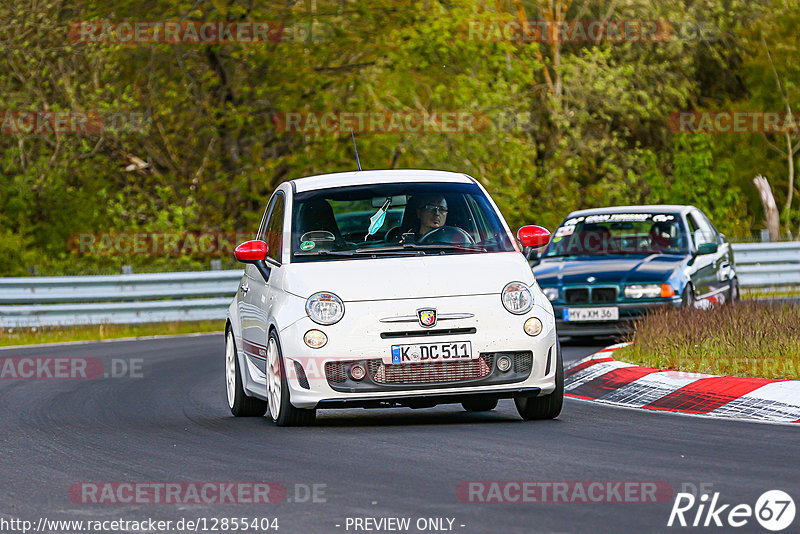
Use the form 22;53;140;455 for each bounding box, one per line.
290;182;516;262
543;212;689;257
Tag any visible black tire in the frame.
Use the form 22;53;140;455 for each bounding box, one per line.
681;284;696;309
226;329;268;417
514;342;564;420
267;330;316;427
462;398;498;412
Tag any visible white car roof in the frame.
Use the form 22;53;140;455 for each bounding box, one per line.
291;169;473;193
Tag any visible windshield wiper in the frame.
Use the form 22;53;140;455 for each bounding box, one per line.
357;244;487;254
296;244;488;258
407;243;487;253
294;249;356;257
295;248;420;258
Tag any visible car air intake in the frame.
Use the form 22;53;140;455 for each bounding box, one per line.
294;360;310;389
367;355;494;384
324;352;534;387
513;351;534;374
565;288;590;303
591;287;617;303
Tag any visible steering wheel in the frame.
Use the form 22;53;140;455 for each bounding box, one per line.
418;226;475;245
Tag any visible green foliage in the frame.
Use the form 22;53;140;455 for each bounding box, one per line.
0;0;796;275
0;227;39;276
668;133;750;234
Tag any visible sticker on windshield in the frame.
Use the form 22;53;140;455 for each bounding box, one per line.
300;240;316;251
584;213;653;223
555;226;575;237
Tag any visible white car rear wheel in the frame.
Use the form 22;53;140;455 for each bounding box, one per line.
225;329;267;417
225;332;236;408
267;336;282;420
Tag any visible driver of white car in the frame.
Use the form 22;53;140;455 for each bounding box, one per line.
411;195;448;240
382;195;450;243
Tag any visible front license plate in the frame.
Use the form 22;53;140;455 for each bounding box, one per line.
563;307;619;322
389;341;473;364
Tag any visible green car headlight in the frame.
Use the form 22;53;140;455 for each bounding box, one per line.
542;287;559;302
625;284;674;299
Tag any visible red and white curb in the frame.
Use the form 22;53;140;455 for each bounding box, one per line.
565;343;800;424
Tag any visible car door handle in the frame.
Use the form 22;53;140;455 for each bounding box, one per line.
241;283;249;295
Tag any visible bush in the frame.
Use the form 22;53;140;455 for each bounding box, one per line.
617;301;800;379
0;228;41;276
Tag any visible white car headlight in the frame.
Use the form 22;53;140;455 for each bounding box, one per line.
542;287;559;301
305;292;345;325
624;284;662;299
502;282;534;315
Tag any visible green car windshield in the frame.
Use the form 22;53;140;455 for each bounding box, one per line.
543;213;689;257
290;182;516;261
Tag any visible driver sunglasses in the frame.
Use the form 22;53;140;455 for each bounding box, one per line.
423;204;448;214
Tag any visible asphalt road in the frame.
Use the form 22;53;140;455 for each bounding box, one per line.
0;335;797;534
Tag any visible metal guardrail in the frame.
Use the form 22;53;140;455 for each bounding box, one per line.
0;242;797;327
0;270;242;328
731;242;800;287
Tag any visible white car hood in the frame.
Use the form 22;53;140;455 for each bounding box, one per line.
283;252;534;301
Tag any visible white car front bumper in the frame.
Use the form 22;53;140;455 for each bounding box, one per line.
276;293;558;409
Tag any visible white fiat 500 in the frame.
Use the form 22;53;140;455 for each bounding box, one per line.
225;169;561;426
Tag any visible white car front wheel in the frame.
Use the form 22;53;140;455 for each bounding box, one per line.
266;331;316;426
514;342;564;420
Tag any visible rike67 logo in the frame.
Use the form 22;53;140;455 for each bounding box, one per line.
668;490;796;531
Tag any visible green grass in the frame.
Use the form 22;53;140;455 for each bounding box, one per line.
0;320;223;347
616;301;800;380
742;287;800;300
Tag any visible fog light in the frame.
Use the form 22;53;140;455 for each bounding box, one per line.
349;364;366;381
524;317;543;336
497;355;512;372
303;329;327;349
